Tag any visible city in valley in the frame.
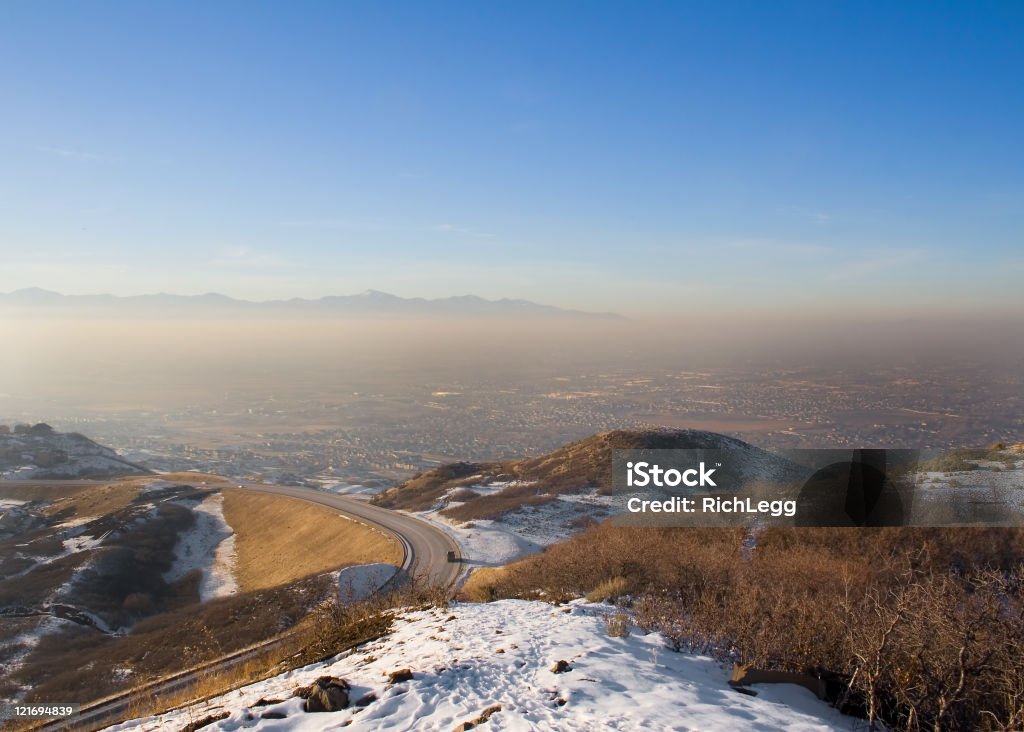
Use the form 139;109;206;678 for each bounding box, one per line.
4;354;1019;488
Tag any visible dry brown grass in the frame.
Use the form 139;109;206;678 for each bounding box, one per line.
0;480;140;517
119;649;296;726
222;490;402;592
458;567;508;602
95;582;443;729
440;483;556;522
586;576;629;603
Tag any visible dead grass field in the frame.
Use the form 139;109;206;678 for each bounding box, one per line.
0;481;141;518
222;490;402;592
458;567;508;602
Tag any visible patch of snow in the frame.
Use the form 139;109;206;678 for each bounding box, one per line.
336;563;400;603
61;533;106;553
0;617;63;688
415;489;614;570
54;516;97;531
499;491;614;547
163;493;238;601
138;479;178;494
321;481;383;498
444;479;514;499
912;464;1024;520
416;512;542;568
108;599;859;732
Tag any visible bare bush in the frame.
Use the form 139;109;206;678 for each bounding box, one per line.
604;611;630;638
483;521;1024;730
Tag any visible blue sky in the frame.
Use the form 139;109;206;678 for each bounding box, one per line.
1;1;1021;316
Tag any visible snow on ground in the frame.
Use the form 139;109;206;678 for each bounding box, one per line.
1;455;142;480
108;599;859;732
498;491;614;546
321;481;383;498
0;616;64;690
915;462;1024;519
417;511;542;568
54;515;97;530
336;563;400;603
163;493;238;601
61;532;107;553
415;486;614;569
138;479;180;494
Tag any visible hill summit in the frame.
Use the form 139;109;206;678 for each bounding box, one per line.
0;423;150;479
371;428;785;520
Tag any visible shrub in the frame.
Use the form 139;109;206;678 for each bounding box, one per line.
458;568;506;603
483;521;1024;730
585;576;629;603
605;611;630;638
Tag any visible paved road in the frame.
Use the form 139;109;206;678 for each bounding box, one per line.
0;478;461;587
1;477;462;731
234;481;462;587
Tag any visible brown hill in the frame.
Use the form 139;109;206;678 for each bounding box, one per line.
371;428;775;517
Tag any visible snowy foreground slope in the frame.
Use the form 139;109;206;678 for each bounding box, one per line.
110;600;857;732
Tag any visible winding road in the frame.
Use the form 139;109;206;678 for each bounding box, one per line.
235;481;462;588
1;477;462;731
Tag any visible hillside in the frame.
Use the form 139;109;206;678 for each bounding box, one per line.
0;476;402;707
368;429;800;570
0;423;150;480
372;428;793;519
112;598;858;732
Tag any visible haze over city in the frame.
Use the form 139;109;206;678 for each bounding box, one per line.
3;5;1024;731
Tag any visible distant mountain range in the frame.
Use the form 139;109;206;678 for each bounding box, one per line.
0;288;621;319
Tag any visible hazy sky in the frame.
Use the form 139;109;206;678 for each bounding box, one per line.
1;1;1022;316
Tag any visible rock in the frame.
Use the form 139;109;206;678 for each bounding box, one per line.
387;668;414;683
453;704;502;730
354;692;377;707
550;659;572;674
296;676;350;712
260;711;287;719
179;712;229;732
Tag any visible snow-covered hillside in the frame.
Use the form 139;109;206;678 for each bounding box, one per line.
163;492;238;602
414;488;612;568
0;424;149;479
109;599;859;731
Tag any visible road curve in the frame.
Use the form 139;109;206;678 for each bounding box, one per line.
234;481;462;588
0;478;462;587
2;477;462;731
